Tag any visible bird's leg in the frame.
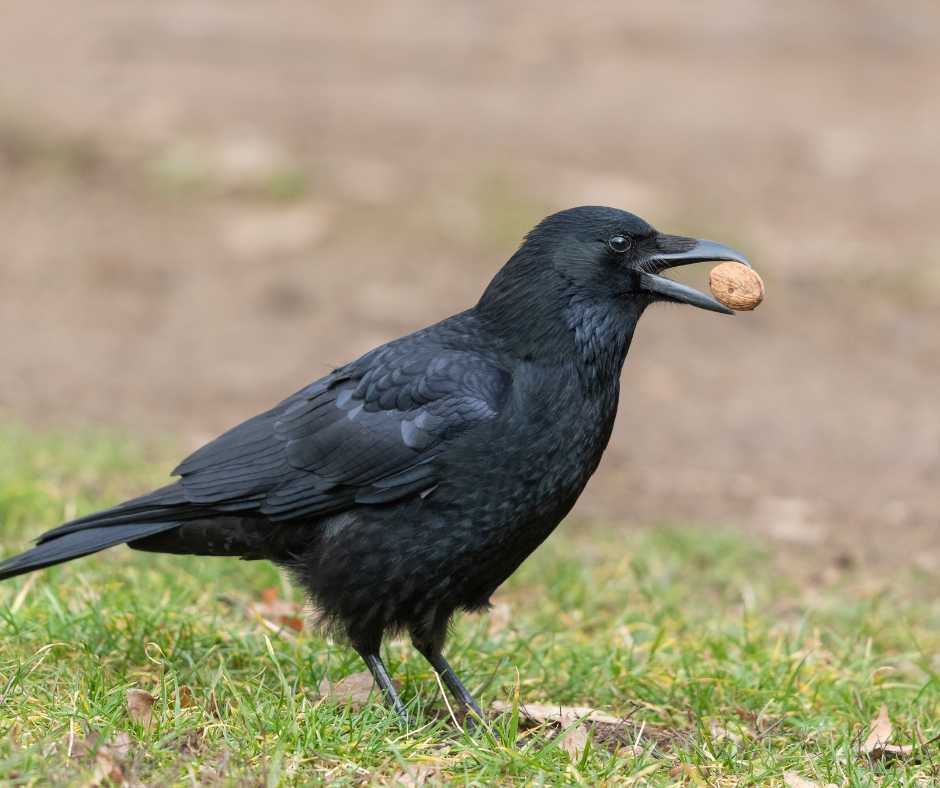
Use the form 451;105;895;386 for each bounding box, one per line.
425;651;484;725
411;626;483;725
358;651;408;722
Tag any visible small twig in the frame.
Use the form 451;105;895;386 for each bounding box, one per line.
756;716;785;741
257;616;298;642
633;720;646;750
617;700;644;732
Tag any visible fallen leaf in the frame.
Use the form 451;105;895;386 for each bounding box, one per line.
860;704;915;762
861;704;892;754
199;749;231;783
491;700;622;726
105;730;131;757
559;724;589;760
126;688;156;729
71;730;132;785
277;614;305;632
93;752;124;785
319;671;399;710
871;743;914;761
177;684;196;708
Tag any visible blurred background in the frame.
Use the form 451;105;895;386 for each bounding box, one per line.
1;1;937;571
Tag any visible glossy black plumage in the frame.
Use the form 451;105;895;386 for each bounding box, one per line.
0;206;750;720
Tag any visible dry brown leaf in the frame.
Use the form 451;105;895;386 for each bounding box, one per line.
860;704;915;762
869;742;914;762
559;724;589;760
198;749;231;784
885;744;915;759
126;688;156;729
319;671;398;710
177;684;196;709
490;700;622;726
861;704;892;754
277;614;305;632
92;752;124;785
71;730;132;786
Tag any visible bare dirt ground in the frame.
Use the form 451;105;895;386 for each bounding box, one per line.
1;1;938;570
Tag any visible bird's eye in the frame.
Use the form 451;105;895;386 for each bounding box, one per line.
607;235;631;254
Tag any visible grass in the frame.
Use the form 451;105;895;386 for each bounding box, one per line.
2;426;940;785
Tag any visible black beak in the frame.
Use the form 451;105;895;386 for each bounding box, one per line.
639;236;751;315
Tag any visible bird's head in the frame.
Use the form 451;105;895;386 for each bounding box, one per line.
477;206;751;364
514;205;749;314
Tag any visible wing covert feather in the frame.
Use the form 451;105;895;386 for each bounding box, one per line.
171;347;510;521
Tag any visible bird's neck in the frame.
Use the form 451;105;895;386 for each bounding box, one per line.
564;299;640;392
475;276;642;393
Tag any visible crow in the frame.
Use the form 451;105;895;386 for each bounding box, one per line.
0;206;749;722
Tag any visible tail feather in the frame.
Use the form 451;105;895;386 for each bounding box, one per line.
0;482;284;582
0;522;180;581
1;483;193;581
36;483;191;544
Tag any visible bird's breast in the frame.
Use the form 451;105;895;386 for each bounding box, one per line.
441;371;619;532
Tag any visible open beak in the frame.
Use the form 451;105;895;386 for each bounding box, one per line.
639;236;751;315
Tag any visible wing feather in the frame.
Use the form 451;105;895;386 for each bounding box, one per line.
168;345;510;523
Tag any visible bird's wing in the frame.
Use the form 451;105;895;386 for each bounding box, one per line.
171;345;511;521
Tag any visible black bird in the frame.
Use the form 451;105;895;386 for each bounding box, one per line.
0;206;749;721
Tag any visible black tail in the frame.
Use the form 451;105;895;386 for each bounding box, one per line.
0;521;181;580
0;482;191;581
0;482;286;581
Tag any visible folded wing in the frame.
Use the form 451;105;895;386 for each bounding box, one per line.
172;344;511;521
